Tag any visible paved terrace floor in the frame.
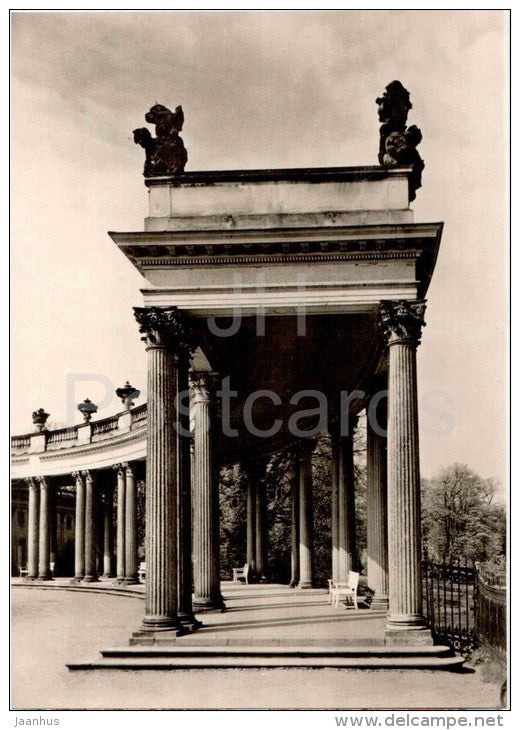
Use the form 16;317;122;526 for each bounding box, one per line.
11;579;502;710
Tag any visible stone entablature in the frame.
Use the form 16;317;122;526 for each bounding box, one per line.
110;165;441;318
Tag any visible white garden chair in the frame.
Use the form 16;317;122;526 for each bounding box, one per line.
331;571;360;609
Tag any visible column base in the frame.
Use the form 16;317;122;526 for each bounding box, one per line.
120;576;140;585
385;615;433;646
298;581;314;589
102;571;115;579
178;612;203;632
82;575;100;583
289;579;299;588
193;595;226;613
70;576;84;584
37;574;54;581
371;595;389;611
130;628;186;645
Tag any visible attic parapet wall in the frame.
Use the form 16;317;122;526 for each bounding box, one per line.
143;165;413;231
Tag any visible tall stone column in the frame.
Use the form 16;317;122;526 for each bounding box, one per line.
289;455;300;587
246;465;257;575
123;463;139;584
191;372;224;611
337;419;358;581
83;470;99;582
255;461;268;583
49;488;57;575
102;485;115;578
366;396;389;610
132;306;196;637
37;477;53;580
380;300;431;644
25;478;39;580
298;440;315;589
114;464;126;582
330;435;339;583
177;364;200;630
71;471;85;582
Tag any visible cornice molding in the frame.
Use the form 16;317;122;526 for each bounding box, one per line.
137;250;422;268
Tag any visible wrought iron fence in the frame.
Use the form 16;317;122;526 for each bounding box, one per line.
422;553;478;655
422;553;507;657
474;568;507;653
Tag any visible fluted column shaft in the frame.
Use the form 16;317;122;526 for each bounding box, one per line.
298;442;314;588
387;342;422;623
38;478;52;580
192;373;224;610
366;415;389;609
49;488;57;572
26;479;39;579
337;429;357;580
115;465;126;582
381;299;430;642
177;364;200;628
123;464;139;584
330;437;339;583
255;467;268;582
142;344;181;630
290;459;300;587
246;474;257;573
132;305;200;638
72;472;85;581
83;471;98;582
102;486;115;578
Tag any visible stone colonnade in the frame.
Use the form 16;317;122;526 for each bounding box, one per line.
24;463;140;585
20;298;428;644
130;299;429;643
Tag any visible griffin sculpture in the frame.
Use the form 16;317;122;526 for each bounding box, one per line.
133;103;188;176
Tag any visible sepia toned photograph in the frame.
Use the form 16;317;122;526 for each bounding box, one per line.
10;9;509;713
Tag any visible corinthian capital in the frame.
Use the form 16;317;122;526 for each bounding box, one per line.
189;371;217;403
380;300;427;346
133;306;197;359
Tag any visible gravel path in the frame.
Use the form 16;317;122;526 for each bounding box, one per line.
11;587;502;710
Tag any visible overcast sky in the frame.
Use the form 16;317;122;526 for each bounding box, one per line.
11;10;508;486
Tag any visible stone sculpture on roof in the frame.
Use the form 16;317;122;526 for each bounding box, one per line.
376;81;424;201
133;103;188;176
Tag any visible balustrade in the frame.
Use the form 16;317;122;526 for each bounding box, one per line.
11;403;148;456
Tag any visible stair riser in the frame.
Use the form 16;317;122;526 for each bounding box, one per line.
68;658;465;671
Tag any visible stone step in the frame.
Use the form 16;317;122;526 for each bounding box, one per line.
67;654;465;671
101;644;454;658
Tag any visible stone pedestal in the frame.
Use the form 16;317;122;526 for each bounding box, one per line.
123;464;139;585
132;306;195;639
71;471;85;582
366;402;389;611
298;441;315;589
114;464;126;583
381;300;432;644
25;478;39;580
37;477;53;580
83;471;99;582
191;372;224;612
